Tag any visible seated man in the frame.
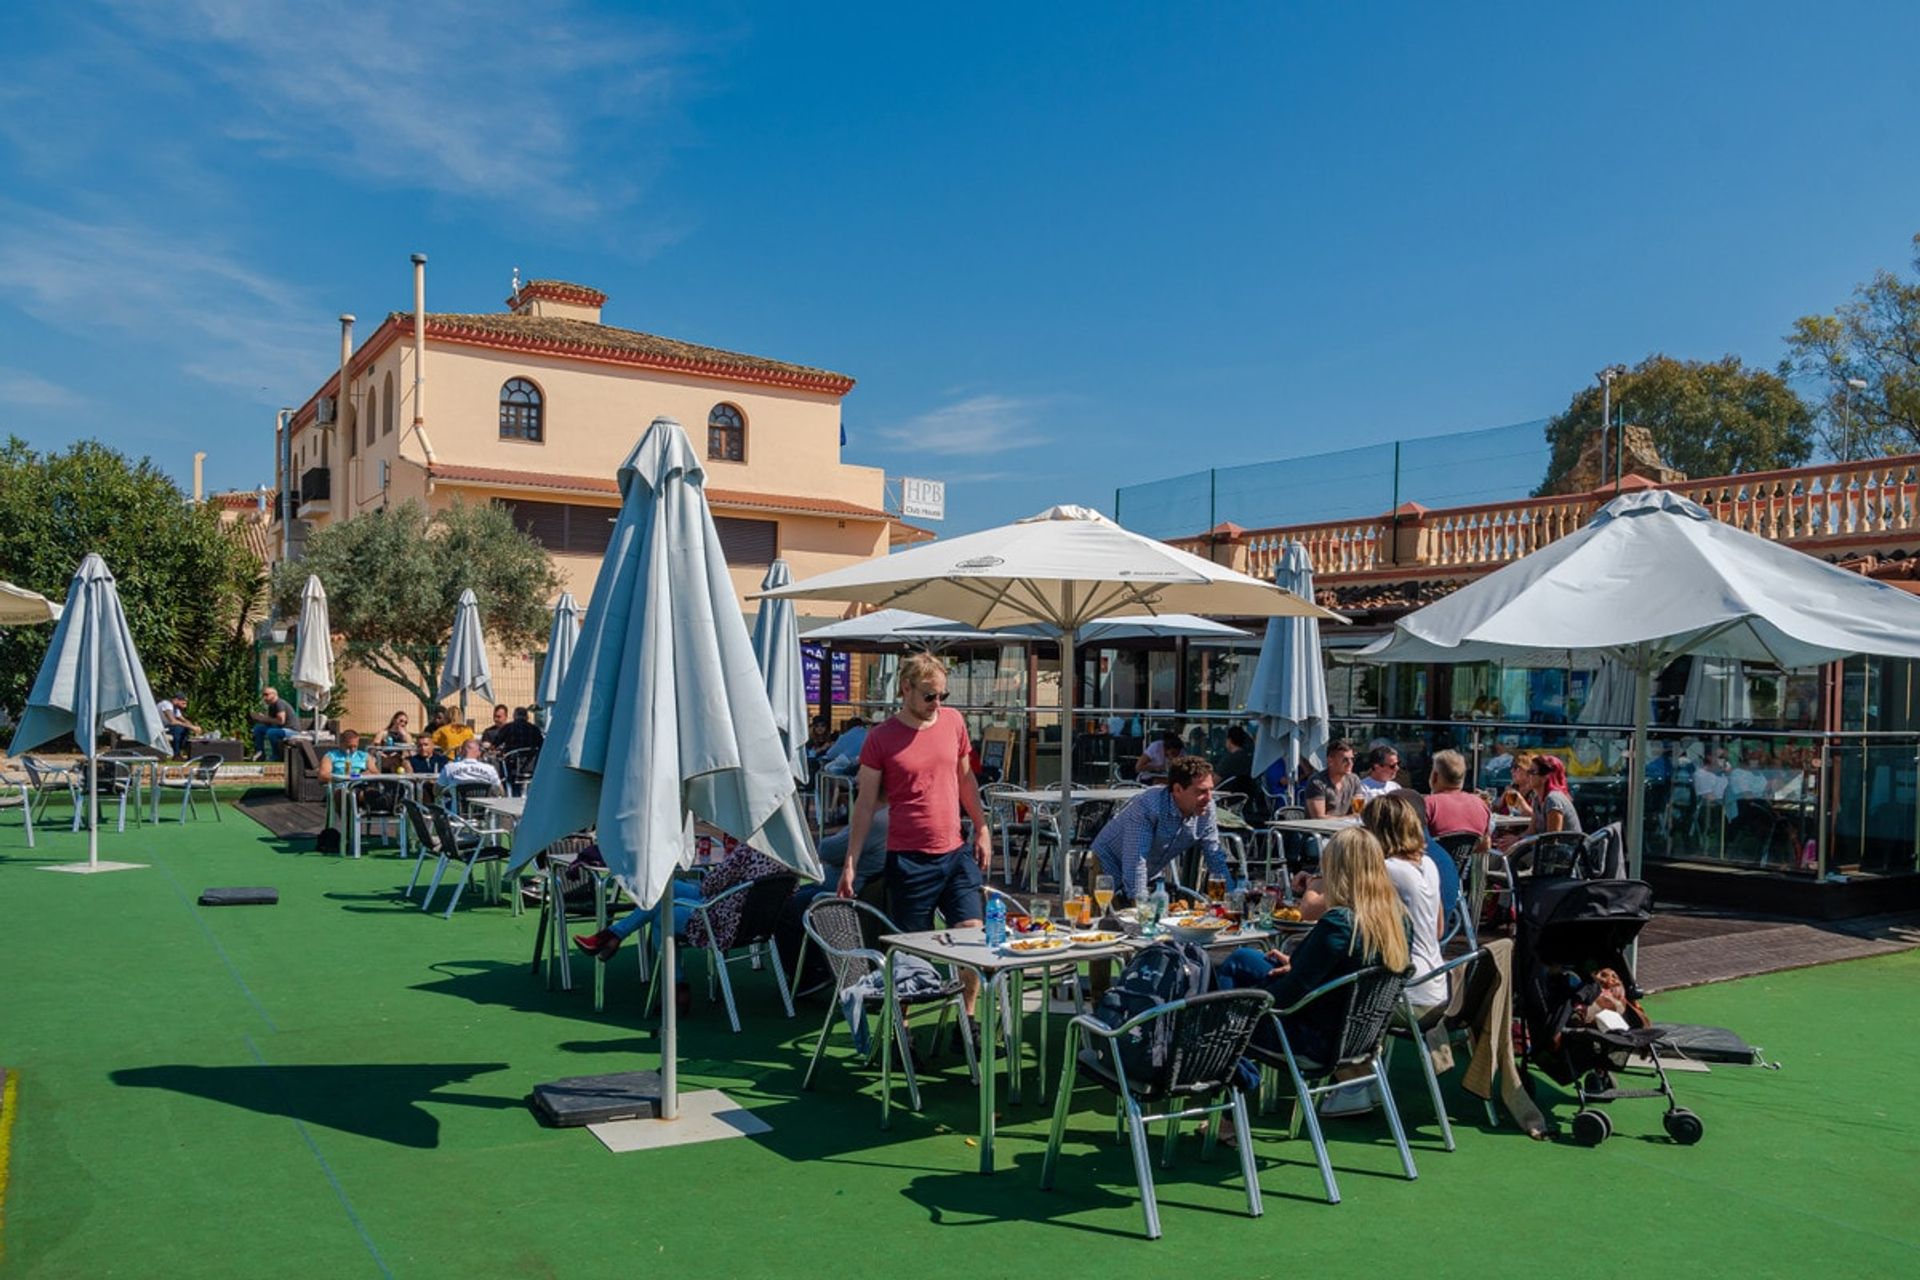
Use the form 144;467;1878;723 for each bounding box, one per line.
437;739;501;792
819;717;867;776
573;838;792;986
158;692;201;758
1091;755;1231;905
478;704;512;752
495;705;545;755
406;733;447;777
319;729;378;780
248;687;292;761
1301;738;1361;818
1134;730;1184;783
1356;744;1402;799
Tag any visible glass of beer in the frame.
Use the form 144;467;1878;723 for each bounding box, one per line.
1350;793;1367;816
1205;873;1227;903
1092;875;1114;917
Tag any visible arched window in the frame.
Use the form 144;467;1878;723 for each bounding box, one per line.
500;378;543;442
383;371;395;435
707;403;745;462
365;386;378;447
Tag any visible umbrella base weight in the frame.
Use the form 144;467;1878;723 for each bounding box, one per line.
530;1071;666;1127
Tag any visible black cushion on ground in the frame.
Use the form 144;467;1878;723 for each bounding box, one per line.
198;887;279;906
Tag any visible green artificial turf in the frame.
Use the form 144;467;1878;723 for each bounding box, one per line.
2;807;1916;1278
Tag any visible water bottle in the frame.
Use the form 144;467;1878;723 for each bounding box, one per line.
1145;886;1169;937
984;896;1007;949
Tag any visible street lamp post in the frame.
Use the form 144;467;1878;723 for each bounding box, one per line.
1597;364;1627;488
1841;376;1869;462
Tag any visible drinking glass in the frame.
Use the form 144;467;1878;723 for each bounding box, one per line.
1244;881;1266;928
1205;873;1227;903
1092;875;1114;916
1030;899;1051;929
1350;794;1367;816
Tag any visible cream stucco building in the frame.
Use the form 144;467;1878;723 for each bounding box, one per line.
283;263;908;729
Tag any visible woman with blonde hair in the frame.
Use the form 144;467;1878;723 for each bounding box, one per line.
1217;827;1412;1066
1362;791;1448;1010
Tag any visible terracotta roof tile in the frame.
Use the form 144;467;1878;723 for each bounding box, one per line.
427;463;894;522
402;312;855;394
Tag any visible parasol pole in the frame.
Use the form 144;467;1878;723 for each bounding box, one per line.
88;753;99;871
1057;583;1077;905
659;891;679;1120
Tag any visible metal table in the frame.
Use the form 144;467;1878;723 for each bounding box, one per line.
995;786;1148;891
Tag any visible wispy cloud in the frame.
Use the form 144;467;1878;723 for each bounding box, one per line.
876;394;1055;457
0;368;88;409
0;205;321;400
101;0;685;218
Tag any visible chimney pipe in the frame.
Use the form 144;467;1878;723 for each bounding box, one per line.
339;313;354;514
192;451;205;502
410;253;438;471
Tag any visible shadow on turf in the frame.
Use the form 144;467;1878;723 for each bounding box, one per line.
109;1060;521;1147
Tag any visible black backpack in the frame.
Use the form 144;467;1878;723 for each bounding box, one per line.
1091;940;1212;1085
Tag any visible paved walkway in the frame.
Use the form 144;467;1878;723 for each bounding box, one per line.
1638;907;1920;991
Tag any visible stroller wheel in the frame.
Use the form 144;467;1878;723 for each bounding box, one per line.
1570;1109;1611;1147
1663;1108;1704;1145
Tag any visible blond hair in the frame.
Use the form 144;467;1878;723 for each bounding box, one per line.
1361;790;1427;861
1320;828;1412;973
1429;748;1466;788
898;651;947;694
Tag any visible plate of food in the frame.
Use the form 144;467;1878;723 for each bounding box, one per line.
1165;916;1233;942
1068;930;1123;949
1009;915;1058;935
1002;935;1073;956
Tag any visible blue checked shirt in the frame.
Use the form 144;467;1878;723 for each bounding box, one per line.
1090;786;1228;902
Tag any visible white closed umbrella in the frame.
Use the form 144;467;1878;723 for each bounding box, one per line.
763;504;1336;898
1577;659;1639;726
1680;656;1753;727
290;574;334;733
752;560;810;785
438;588;494;725
1246;541;1330;787
1358;488;1920;875
506;418;820;1121
537;592;582;727
8;554;170;873
1;581;61;624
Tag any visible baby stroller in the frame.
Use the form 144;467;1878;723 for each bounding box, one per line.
1514;877;1704;1147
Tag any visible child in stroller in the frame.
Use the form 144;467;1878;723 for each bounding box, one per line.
1514;877;1704;1147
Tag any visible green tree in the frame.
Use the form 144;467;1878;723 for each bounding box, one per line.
271;499;561;713
0;437;265;731
1784;232;1920;460
1536;354;1813;495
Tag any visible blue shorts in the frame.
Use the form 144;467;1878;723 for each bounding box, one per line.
885;848;983;932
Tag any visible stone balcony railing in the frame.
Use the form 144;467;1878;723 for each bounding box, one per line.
1175;454;1920;585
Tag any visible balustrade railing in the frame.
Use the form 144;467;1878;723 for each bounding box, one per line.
1176;453;1920;580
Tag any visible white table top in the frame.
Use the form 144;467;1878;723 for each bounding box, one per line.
469;794;526;819
998;786;1146;806
1267;815;1362;835
882;925;1131;973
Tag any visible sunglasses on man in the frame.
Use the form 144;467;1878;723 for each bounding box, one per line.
916;688;951;702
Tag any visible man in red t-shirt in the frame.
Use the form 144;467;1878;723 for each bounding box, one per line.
840;652;993;1012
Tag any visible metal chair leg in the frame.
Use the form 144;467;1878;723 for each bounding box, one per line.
442;859;478;918
801;1004;838;1091
1232;1091;1263;1219
1374;1053;1419;1181
1405;1005;1456;1152
1040;1048;1079;1189
768;941;795;1018
420;855;453;912
1291;1064;1341;1205
712;938;742;1033
1124;1101;1164;1240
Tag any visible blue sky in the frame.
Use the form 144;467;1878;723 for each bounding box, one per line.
5;1;1919;537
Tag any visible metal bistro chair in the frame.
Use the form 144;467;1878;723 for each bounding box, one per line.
1385;946;1496;1152
1248;964;1419;1205
1041;988;1273;1241
498;747;540;797
527;835;605;990
799;896;979;1125
981;782;1027;881
156;753;225;823
347;778;406;857
72;758;138;833
644;872;800;1032
1;768;33;847
19;757;76;828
